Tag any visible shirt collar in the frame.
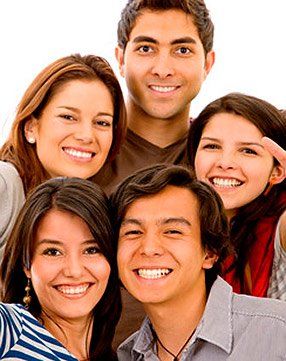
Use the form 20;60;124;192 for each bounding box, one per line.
124;276;233;358
196;276;233;354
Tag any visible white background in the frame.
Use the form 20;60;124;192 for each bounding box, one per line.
0;0;285;146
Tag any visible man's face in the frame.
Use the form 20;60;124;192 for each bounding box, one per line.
117;185;216;307
116;9;214;122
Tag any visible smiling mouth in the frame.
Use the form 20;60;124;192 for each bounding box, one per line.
149;85;178;93
55;283;91;295
210;177;243;188
63;147;95;160
136;268;172;279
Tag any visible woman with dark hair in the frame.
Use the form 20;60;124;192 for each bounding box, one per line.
0;177;121;360
188;92;286;300
0;53;126;257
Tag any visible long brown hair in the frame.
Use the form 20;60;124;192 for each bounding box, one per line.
0;177;121;360
0;54;126;193
188;92;286;282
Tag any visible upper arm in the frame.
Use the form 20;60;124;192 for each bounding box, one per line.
0;162;25;250
279;211;286;251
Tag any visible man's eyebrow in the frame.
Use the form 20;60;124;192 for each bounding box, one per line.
121;218;143;227
160;217;191;227
132;36;197;46
132;36;158;44
171;37;197;45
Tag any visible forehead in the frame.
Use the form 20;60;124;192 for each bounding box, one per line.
129;8;201;44
202;112;263;139
123;185;199;223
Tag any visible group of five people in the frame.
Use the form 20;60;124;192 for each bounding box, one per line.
0;0;285;360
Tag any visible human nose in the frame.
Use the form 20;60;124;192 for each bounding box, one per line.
74;121;94;144
216;151;237;170
139;233;164;257
63;254;84;278
151;51;174;79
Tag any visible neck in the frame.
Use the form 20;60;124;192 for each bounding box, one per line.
41;312;92;360
144;285;207;360
127;99;190;148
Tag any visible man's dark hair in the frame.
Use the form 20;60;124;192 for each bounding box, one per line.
110;164;231;289
117;0;214;55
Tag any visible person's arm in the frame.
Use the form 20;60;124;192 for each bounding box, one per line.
279;211;286;251
261;137;286;179
0;162;25;256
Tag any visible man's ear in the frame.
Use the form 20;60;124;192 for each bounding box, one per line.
115;46;125;77
204;50;215;79
24;116;38;144
203;249;218;270
269;164;285;185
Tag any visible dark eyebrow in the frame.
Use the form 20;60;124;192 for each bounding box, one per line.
201;137;264;149
132;35;197;46
171;37;197;45
132;36;158;44
120;217;191;227
160;217;191;227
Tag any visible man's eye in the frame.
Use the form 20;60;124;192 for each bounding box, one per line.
42;248;61;256
138;45;153;53
176;47;191;55
165;229;182;235
123;229;142;236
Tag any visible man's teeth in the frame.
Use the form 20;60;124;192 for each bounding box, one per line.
64;148;93;159
212;177;242;188
57;285;89;295
151;85;176;93
137;268;171;279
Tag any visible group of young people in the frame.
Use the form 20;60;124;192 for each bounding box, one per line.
0;0;285;360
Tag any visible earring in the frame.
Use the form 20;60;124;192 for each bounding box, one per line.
23;278;32;309
263;180;274;196
27;137;36;144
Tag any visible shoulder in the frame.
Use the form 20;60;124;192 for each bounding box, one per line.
0;161;23;191
232;292;286;325
278;211;286;251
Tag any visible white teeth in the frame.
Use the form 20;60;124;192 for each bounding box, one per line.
64;148;93;159
151;85;176;93
137;268;171;279
212;177;242;188
57;285;89;295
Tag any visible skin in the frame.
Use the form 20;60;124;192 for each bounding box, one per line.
116;9;214;147
118;185;217;358
24;209;111;359
194;113;284;219
25;79;114;179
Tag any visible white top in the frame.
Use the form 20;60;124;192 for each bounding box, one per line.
0;161;25;259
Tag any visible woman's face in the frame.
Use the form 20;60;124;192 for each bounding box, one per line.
25;209;111;324
25;79;114;179
194;112;282;218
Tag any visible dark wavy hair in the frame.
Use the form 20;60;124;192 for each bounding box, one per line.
0;53;126;194
117;0;214;56
0;177;121;360
110;164;231;290
188;92;286;283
